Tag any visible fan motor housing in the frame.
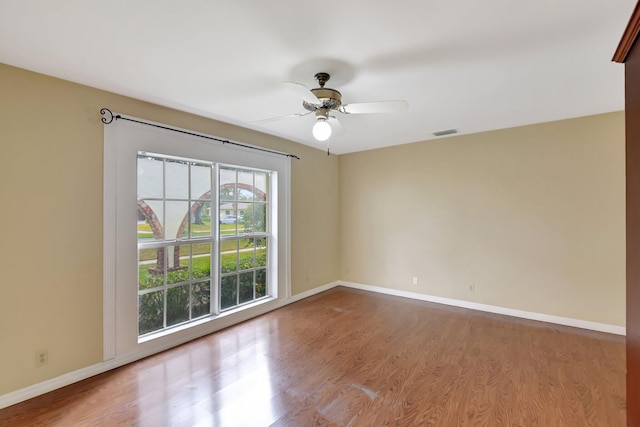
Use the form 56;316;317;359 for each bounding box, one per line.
304;88;342;112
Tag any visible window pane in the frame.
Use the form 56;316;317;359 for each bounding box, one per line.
255;172;267;202
137;156;163;199
191;281;211;318
238;170;254;201
221;240;238;273
192;242;211;279
166;245;190;285
253;203;267;233
166;201;189;239
139;290;164;335
191;201;211;238
221;275;237;310
166;160;189;200
167;285;190;326
165;245;190;285
239;271;254;304
219;203;237;235
256;238;267;268
191;164;211;200
138;200;163;241
255;269;267;298
238;238;255;270
237;203;249;234
219;168;236;201
242;203;254;233
139;248;164;290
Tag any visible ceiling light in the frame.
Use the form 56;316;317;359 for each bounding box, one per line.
312;118;332;141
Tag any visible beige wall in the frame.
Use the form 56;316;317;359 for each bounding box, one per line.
339;112;625;326
0;64;339;395
0;61;625;398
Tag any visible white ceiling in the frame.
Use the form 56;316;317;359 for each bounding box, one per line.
0;1;635;154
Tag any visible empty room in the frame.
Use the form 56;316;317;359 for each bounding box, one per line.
1;1;638;425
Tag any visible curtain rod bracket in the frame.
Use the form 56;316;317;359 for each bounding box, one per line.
100;108;115;124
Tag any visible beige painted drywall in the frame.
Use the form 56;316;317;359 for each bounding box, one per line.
0;63;339;395
339;112;625;326
0;61;625;398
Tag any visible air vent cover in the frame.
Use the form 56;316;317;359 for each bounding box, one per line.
433;129;458;137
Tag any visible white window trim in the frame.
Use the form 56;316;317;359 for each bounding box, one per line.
103;117;291;361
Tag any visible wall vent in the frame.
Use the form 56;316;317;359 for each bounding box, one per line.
433;129;458;137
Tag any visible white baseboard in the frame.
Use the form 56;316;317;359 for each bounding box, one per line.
287;281;340;303
339;281;626;336
0;279;623;410
0;281;341;410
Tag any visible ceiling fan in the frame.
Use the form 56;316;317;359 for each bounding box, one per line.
254;72;409;142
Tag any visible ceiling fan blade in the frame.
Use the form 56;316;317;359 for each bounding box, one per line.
250;110;313;124
283;81;320;104
341;100;409;114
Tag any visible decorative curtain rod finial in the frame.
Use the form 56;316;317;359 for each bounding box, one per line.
100;108;114;124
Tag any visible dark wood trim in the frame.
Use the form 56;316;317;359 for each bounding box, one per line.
616;5;640;424
613;1;640;63
626;41;640;427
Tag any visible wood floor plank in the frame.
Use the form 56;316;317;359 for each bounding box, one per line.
0;287;626;426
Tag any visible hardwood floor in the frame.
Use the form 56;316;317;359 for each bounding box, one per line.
0;287;626;426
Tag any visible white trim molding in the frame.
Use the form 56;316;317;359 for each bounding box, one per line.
102;123;117;361
0;281;341;410
286;281;340;304
104;117;292;360
339;281;626;336
1;279;623;409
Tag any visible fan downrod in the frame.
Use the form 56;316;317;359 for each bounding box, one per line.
314;72;330;88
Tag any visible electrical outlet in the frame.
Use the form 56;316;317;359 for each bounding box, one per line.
412;277;419;286
35;350;48;367
468;283;475;293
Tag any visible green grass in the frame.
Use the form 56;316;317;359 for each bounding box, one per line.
139;241;262;262
220;223;247;235
139;242;212;262
138;220;251;239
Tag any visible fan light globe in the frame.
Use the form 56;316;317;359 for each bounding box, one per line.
312;120;332;141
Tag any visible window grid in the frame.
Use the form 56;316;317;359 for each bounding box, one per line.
218;166;270;311
137;154;272;336
137;154;215;336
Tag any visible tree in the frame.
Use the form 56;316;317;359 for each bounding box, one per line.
242;204;267;233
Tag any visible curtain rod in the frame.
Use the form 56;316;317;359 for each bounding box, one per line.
100;108;300;160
